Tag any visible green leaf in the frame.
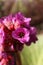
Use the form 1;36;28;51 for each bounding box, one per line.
21;34;43;65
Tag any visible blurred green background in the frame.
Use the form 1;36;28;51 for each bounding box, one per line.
0;0;43;65
21;34;43;65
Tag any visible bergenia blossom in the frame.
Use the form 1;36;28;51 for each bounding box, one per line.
12;28;30;43
1;12;37;51
3;15;13;30
0;12;38;65
12;12;31;29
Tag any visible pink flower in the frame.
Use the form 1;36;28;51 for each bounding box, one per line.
12;28;30;43
3;15;13;30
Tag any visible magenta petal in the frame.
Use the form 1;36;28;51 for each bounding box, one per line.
30;27;37;35
24;18;31;25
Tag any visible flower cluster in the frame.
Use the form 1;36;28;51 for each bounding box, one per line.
0;12;38;65
0;12;37;51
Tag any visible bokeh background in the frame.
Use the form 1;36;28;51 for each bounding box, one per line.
0;0;43;65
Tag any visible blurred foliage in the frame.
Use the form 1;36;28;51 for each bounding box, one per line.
21;34;43;65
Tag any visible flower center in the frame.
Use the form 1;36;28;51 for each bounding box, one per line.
19;32;24;38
